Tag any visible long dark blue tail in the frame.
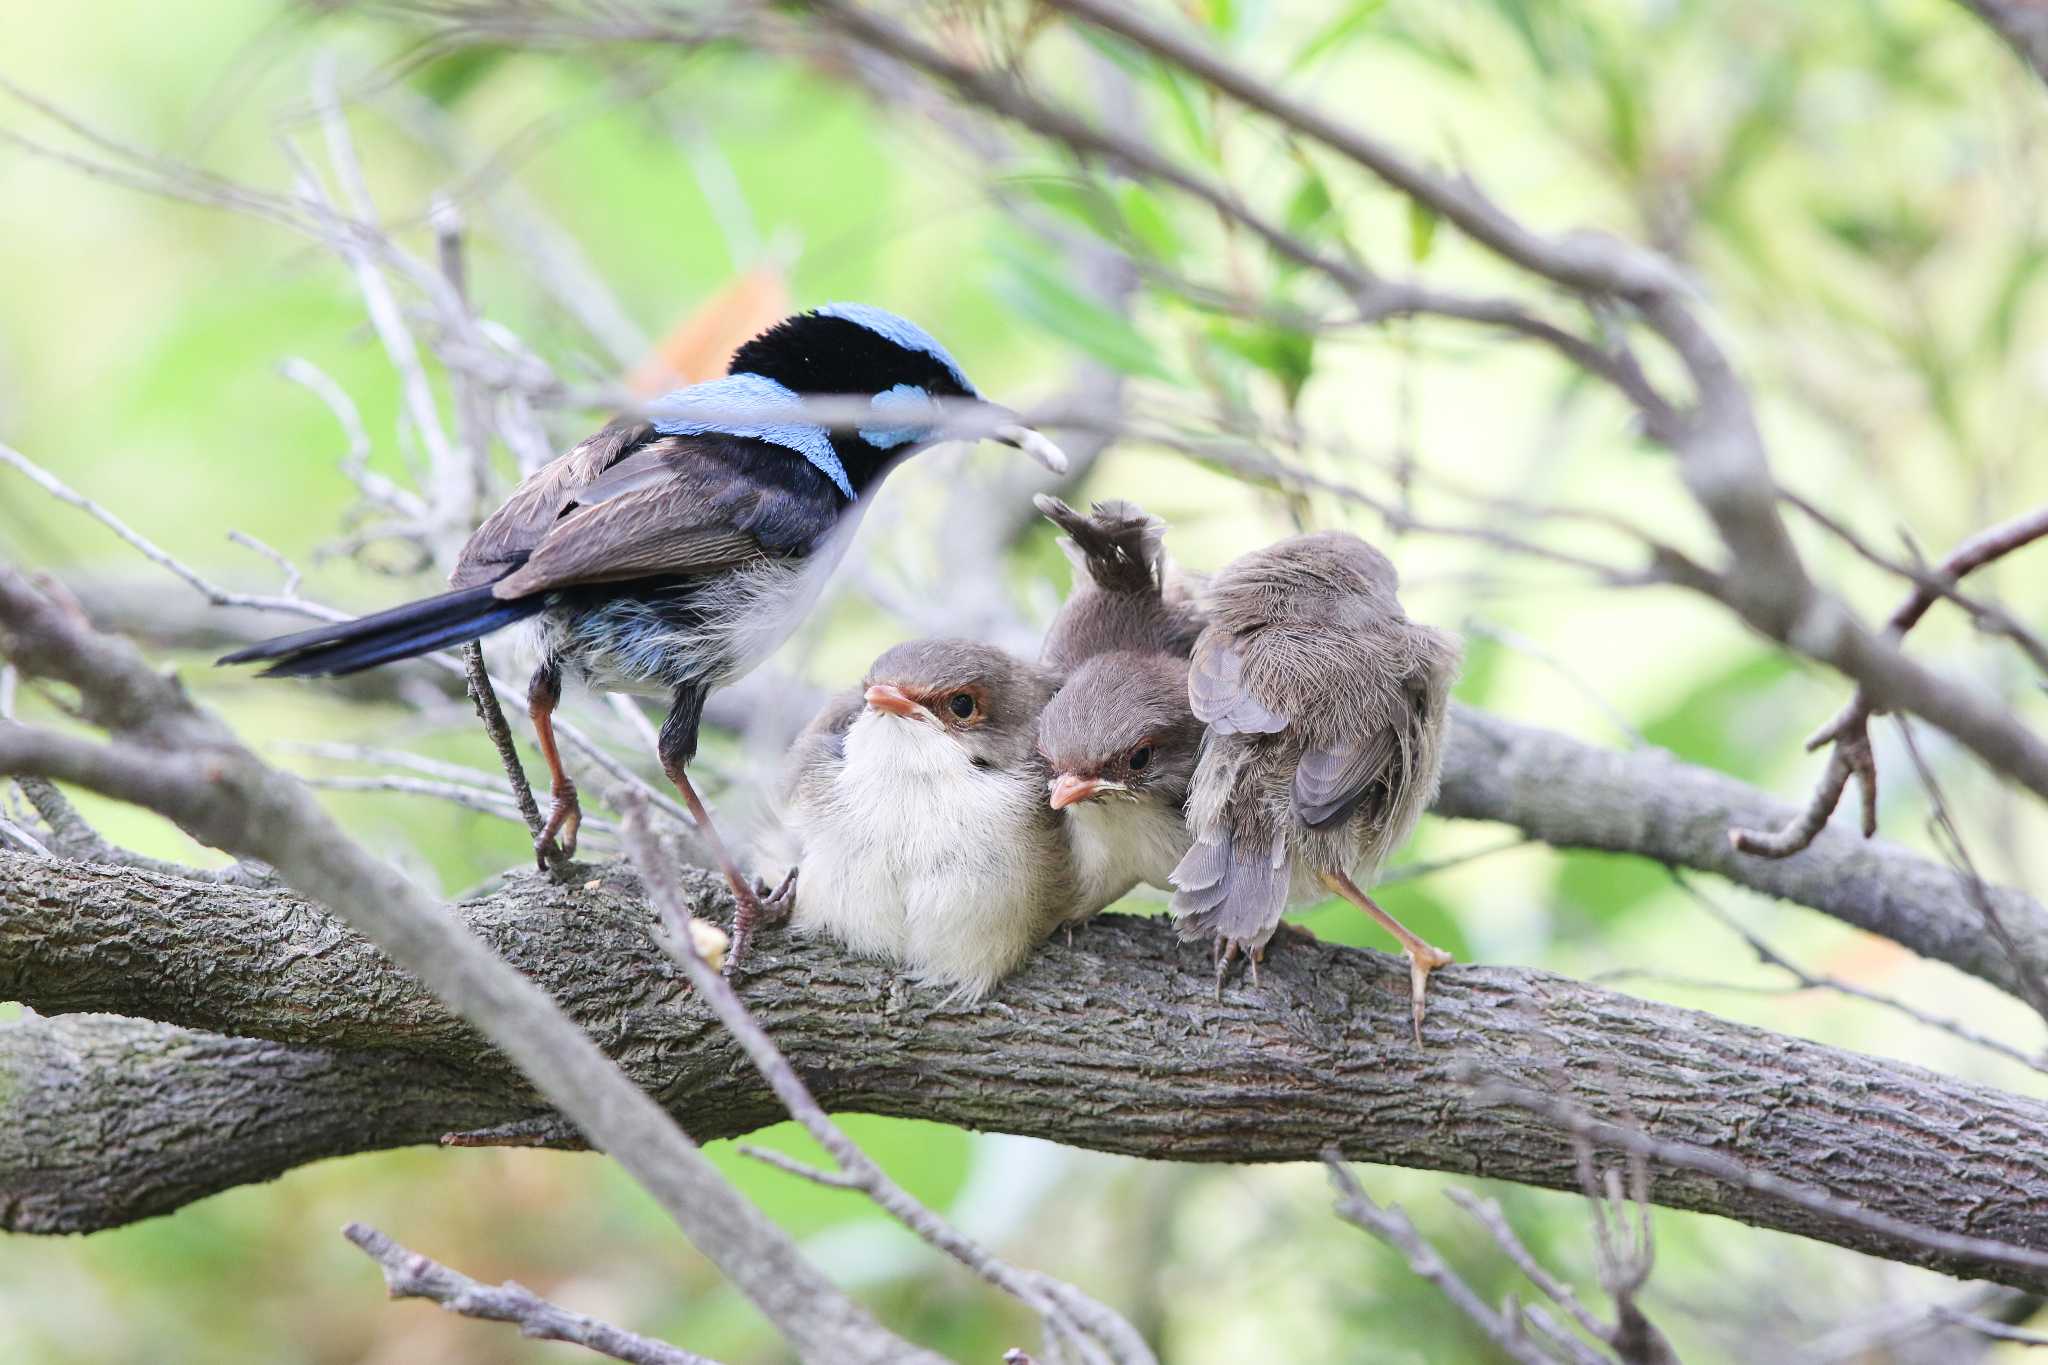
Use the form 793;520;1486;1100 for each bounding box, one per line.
217;583;544;678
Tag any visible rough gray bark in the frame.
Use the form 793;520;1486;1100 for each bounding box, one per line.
1440;705;2048;999
9;852;2048;1293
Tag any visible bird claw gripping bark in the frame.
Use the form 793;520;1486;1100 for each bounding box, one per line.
533;778;581;872
723;869;796;977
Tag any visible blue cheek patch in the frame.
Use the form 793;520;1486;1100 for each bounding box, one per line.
859;383;937;450
816;302;978;396
648;373;854;500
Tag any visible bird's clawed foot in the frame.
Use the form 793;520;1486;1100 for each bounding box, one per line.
1399;940;1455;1048
722;870;797;977
1210;937;1264;996
756;867;799;921
534;778;581;871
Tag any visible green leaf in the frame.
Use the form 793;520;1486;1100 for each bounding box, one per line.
1208;321;1316;406
1289;0;1387;73
1149;59;1216;162
991;248;1173;380
1285;169;1336;240
1407;197;1440;262
1118;183;1183;262
1007;175;1123;242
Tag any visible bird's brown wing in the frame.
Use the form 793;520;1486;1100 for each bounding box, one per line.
451;419;653;590
454;427;841;600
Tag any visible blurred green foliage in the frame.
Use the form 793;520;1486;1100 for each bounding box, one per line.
4;0;2048;1361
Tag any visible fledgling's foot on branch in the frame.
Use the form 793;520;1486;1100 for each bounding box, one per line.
756;866;799;920
1399;940;1455;1048
535;778;581;871
721;873;770;976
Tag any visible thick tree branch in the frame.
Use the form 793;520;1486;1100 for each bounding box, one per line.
9;856;2048;1292
9;697;2047;1022
1439;706;2048;1002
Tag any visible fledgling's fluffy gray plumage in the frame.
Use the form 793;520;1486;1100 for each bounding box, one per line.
1170;532;1460;1030
784;638;1075;998
1035;495;1206;672
1033;497;1207;920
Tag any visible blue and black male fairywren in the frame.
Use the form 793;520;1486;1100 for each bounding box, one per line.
221;304;1067;964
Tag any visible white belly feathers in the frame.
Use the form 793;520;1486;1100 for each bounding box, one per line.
792;710;1057;998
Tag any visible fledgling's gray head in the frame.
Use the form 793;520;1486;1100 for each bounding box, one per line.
1037;651;1203;812
860;638;1057;772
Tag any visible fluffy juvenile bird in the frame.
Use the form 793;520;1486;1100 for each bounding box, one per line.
1170;531;1460;1043
1033;497;1205;919
219;305;1066;963
1036;495;1204;672
784;638;1073;998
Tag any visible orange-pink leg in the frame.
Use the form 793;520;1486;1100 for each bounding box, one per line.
1322;868;1454;1046
528;666;580;869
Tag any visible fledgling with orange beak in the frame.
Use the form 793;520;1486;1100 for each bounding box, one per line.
784;638;1074;998
1033;496;1205;924
1038;653;1204;919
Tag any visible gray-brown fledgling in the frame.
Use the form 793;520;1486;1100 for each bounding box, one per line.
1034;497;1207;920
1170;531;1461;1043
784;638;1074;998
1035;494;1205;672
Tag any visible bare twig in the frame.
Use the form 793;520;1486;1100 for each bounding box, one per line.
1322;1154;1553;1365
1668;871;2048;1075
1734;501;2048;858
1471;1084;2048;1283
1895;718;2048;1026
1443;1189;1614;1349
0;443;344;625
463;642;549;849
1932;1307;2048;1346
1804;1284;2045;1362
344;1222;715;1365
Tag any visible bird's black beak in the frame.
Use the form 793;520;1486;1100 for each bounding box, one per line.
985;405;1069;474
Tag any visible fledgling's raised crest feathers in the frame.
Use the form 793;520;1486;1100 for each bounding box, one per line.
1034;494;1166;596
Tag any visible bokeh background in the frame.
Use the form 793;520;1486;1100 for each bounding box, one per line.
4;1;2048;1360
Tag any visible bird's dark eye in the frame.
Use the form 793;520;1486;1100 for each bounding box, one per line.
949;693;976;719
1128;744;1153;771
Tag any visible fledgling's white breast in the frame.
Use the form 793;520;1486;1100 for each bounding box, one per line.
1063;796;1192;921
791;709;1064;997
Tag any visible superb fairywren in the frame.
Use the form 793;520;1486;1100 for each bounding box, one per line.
221;305;1067;964
783;638;1074;998
1169;532;1460;1042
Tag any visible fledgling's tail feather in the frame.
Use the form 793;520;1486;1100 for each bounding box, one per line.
1034;494;1165;595
1169;829;1290;949
217;583;543;678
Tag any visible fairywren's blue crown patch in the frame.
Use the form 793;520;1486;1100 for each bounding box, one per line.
816;302;978;396
647;373;853;499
